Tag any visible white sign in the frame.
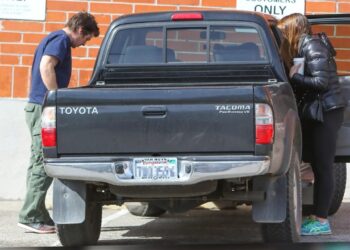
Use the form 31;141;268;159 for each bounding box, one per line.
236;0;305;19
0;0;46;21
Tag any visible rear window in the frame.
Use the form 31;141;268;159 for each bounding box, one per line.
106;24;267;65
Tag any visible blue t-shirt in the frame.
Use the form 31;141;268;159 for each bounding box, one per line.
29;30;72;104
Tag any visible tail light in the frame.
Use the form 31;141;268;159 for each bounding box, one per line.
255;103;274;144
41;107;56;147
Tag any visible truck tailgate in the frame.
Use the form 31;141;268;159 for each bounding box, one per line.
56;86;255;154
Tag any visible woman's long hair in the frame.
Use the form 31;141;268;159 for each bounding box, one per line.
277;13;311;70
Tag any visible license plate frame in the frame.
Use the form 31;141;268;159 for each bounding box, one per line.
133;157;178;181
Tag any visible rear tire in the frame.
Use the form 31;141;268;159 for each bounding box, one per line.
125;202;166;217
57;202;102;246
262;152;302;242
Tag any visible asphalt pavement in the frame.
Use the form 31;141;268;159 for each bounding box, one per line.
1;200;350;248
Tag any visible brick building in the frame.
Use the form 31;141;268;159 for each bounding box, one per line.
0;0;349;98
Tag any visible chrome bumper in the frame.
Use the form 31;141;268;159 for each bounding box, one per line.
44;155;270;186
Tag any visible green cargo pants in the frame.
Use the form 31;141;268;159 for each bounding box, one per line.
18;103;53;224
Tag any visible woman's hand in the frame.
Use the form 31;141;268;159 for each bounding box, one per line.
289;64;301;78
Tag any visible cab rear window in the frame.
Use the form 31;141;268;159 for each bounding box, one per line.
106;24;268;65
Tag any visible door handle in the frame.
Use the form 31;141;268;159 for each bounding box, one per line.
142;106;167;117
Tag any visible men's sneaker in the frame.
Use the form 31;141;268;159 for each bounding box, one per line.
17;222;56;234
301;219;332;236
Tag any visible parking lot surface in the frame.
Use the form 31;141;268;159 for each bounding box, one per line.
1;200;350;248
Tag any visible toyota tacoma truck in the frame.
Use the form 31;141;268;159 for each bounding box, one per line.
41;11;350;246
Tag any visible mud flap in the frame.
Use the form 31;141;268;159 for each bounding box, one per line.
53;178;86;224
252;175;287;223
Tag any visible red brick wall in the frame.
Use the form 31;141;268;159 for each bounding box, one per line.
0;0;348;98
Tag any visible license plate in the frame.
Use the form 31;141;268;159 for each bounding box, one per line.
133;157;178;181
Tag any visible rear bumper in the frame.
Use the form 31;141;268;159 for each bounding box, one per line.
44;155;270;186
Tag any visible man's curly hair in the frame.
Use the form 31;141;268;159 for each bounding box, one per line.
66;11;99;37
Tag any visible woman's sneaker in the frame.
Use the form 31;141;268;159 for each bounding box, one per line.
301;216;316;227
301;219;332;236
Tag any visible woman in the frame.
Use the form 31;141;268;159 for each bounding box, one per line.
278;13;346;236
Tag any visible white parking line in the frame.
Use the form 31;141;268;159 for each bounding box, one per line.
51;208;129;246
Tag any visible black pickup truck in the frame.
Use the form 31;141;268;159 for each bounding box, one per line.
42;11;350;246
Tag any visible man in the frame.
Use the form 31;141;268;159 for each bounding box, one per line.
17;12;99;234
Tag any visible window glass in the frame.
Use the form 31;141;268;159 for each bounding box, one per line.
210;26;266;62
107;27;163;65
106;25;267;65
166;28;207;63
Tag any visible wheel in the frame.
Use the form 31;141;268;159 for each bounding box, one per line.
57;202;102;246
125;202;166;217
302;162;347;216
328;162;347;215
262;151;302;242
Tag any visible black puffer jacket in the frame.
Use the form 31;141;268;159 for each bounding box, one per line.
291;33;346;111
